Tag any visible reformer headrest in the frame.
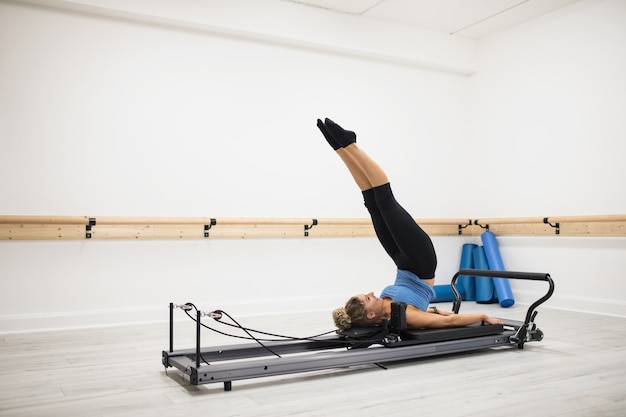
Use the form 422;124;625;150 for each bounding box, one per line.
337;325;386;339
336;320;390;348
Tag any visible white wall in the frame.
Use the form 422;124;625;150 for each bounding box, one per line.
0;0;624;333
469;0;626;218
0;0;472;219
468;0;626;316
0;0;471;333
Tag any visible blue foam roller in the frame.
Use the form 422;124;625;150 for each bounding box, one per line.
458;243;477;301
472;245;496;303
432;285;456;302
481;231;515;308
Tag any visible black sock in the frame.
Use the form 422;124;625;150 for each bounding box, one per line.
316;119;341;150
324;118;356;148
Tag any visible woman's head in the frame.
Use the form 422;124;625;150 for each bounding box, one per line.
332;292;383;331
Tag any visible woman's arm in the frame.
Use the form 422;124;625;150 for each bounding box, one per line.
406;306;503;329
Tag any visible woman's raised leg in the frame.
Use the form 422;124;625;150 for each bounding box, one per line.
317;118;388;191
316;117;437;280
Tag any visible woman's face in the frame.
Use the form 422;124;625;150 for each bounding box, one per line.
358;292;381;319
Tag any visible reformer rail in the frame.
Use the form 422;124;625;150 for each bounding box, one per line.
1;214;624;239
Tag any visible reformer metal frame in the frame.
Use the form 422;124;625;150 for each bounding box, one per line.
162;269;554;391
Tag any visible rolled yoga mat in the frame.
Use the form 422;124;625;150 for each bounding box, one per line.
481;231;515;307
457;243;477;301
433;285;457;302
472;245;497;303
434;242;477;302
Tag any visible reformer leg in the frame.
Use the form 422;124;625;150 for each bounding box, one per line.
169;302;174;353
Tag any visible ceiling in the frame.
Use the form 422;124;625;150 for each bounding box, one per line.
283;0;581;39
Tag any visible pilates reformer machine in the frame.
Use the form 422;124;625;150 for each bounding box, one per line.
162;269;554;391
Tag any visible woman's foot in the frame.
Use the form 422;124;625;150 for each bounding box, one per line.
324;118;356;148
317;119;341;150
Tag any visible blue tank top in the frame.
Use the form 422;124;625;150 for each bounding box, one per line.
380;269;436;312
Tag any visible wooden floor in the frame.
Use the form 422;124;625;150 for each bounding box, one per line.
1;303;625;417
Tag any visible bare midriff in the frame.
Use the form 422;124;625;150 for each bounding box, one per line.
421;278;435;287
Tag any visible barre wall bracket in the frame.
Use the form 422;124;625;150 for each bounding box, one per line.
543;218;560;235
204;218;217;238
85;217;96;239
458;220;472;235
304;219;318;237
473;220;489;231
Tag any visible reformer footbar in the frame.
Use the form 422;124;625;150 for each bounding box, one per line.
162;269;554;391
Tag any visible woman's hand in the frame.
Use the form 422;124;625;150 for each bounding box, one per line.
435;308;454;316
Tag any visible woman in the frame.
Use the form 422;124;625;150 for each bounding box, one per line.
316;118;502;331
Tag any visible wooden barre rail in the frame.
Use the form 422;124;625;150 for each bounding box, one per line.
0;215;93;225
474;214;626;225
0;214;624;240
0;216;471;226
472;214;626;236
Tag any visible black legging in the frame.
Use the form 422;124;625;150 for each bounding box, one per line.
362;183;437;279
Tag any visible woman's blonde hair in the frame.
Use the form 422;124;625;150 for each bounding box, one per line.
332;295;372;331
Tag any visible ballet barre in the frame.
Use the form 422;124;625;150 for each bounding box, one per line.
0;214;624;239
